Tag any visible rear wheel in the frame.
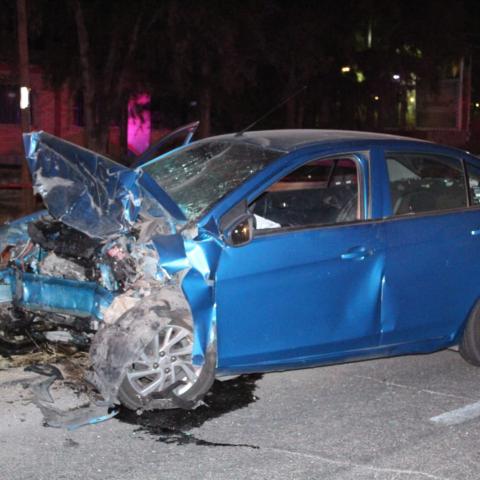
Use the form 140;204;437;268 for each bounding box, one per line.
118;318;215;410
460;301;480;366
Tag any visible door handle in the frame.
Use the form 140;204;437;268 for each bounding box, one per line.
341;246;373;261
471;229;480;236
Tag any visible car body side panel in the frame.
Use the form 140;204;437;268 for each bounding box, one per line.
380;209;480;346
212;148;386;371
8;132;480;382
151;232;221;366
377;146;480;348
214;222;385;370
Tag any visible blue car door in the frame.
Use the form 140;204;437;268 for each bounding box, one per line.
380;148;480;349
214;152;385;371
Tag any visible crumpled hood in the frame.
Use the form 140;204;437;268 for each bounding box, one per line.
23;131;185;239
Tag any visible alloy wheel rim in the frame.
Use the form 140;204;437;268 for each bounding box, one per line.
126;324;201;398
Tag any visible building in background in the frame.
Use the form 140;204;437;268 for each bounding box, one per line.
0;64;169;165
383;57;471;147
0;63;170;220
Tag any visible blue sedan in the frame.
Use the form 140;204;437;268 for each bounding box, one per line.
1;129;480;410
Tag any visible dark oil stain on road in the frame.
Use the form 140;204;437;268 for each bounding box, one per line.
117;374;262;448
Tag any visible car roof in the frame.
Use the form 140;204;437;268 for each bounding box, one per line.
204;129;431;153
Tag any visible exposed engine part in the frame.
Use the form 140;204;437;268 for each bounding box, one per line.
3;240;37;267
103;245;138;290
102;294;141;325
0;307;35;355
39;252;86;281
0;245;14;268
28;219;100;260
44;330;90;346
0;216;168;353
0;305;93;355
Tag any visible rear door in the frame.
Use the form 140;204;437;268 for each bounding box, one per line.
380;148;480;347
214;152;386;371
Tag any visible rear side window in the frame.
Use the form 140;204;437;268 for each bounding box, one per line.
386;152;467;216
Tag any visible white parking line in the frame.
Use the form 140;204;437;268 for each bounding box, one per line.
430;400;480;426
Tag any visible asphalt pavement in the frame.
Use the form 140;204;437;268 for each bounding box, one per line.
1;349;480;480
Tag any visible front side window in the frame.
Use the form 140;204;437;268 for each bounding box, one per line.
386;152;467;216
251;157;361;230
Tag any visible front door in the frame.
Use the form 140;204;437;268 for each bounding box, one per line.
214;153;385;371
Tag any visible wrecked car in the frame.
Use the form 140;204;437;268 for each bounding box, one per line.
1;128;480;411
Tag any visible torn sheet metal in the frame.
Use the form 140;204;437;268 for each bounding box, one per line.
0;131;225;411
0;270;13;303
0;212;220;409
20;132;215;376
0;210;46;253
90;287;186;406
39;403;118;430
86;229;219;408
182;237;218;366
28;364;118;430
23;131;187;239
23;132;142;239
40;252;86;281
151;232;219;368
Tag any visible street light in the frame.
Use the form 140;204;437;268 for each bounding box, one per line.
20;86;30;109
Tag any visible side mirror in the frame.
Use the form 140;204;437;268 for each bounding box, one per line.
223;214;255;247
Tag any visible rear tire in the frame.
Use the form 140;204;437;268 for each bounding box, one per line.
459;301;480;366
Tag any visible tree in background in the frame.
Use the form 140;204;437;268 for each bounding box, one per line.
340;0;466;130
0;0;475;156
32;0;164;154
159;0;263;138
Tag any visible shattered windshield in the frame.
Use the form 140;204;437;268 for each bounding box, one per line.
142;140;283;220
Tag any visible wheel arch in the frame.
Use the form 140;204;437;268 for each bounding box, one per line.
453;296;480;344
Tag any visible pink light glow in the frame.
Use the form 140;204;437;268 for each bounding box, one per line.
127;93;151;156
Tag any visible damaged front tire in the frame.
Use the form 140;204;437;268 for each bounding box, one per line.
118;317;215;411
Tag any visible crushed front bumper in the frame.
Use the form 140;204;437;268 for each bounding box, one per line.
0;269;113;319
